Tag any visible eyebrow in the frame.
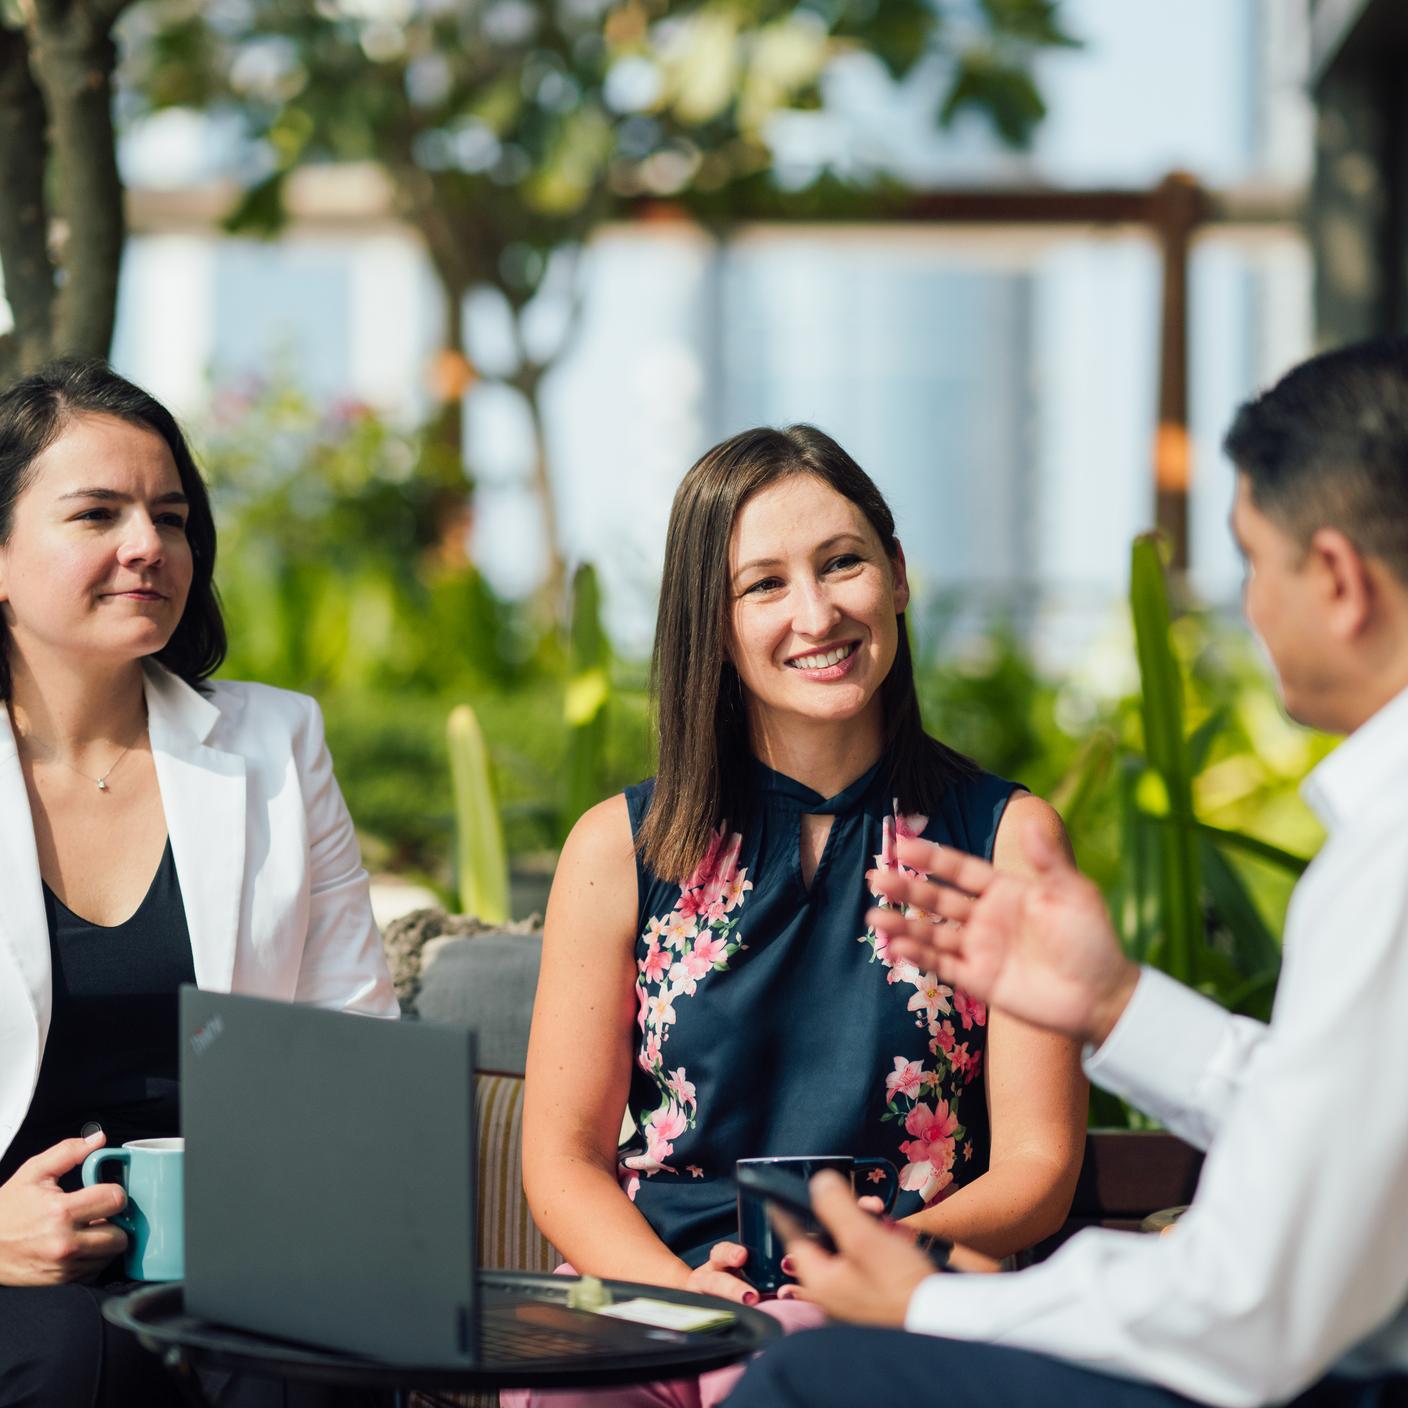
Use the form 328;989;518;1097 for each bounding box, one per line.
734;532;868;579
58;488;189;506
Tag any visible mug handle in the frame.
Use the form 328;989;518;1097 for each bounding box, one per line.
852;1157;899;1215
80;1148;134;1233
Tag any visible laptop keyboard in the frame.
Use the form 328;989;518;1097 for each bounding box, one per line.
478;1299;687;1363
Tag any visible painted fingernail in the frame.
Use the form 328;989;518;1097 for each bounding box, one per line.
743;1290;759;1305
780;1256;796;1274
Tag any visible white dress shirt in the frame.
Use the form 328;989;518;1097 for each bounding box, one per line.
905;683;1408;1406
0;664;398;1161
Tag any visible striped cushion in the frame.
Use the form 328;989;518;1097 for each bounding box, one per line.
412;1073;559;1408
476;1071;559;1273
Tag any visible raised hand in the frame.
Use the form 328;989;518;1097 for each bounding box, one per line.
867;820;1139;1048
0;1135;128;1286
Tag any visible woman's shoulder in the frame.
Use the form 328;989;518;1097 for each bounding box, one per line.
203;678;324;743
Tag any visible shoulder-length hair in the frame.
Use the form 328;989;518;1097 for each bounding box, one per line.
0;358;226;699
638;424;975;883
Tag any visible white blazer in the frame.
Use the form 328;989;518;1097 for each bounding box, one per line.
0;664;399;1161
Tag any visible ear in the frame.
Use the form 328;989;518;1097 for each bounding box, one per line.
1309;528;1373;639
890;540;911;615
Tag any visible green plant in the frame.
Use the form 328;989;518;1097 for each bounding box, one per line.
563;563;611;838
447;704;510;924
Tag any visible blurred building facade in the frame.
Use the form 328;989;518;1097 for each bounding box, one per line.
45;0;1315;659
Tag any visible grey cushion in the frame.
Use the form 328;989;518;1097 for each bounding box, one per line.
380;908;544;1074
415;930;543;1075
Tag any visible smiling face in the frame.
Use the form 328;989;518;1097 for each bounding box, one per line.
0;412;194;676
727;472;908;746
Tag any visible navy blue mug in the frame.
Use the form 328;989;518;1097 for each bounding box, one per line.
735;1155;899;1294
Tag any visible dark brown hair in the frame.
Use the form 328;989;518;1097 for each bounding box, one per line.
0;358;226;699
1224;335;1408;584
639;423;975;883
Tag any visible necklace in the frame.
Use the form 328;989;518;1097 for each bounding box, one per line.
15;715;148;794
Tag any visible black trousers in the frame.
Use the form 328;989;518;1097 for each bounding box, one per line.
0;1281;392;1408
722;1326;1408;1408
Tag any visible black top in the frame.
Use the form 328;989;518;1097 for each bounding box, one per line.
618;753;1018;1265
0;841;196;1191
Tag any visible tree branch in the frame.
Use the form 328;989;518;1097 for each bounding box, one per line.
24;1;131;360
0;22;55;374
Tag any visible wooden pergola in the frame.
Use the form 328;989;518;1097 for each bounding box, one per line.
130;170;1299;572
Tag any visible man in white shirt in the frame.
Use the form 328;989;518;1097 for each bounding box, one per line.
724;339;1408;1408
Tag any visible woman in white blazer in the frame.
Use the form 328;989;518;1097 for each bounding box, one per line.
0;360;397;1408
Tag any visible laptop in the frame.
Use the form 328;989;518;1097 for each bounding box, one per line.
180;988;716;1368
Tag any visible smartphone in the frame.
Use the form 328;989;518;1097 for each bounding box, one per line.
735;1163;957;1271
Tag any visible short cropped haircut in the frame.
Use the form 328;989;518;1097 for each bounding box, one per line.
1224;336;1408;583
0;359;226;698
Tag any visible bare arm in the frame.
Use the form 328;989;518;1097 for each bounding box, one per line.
897;796;1087;1258
522;796;757;1302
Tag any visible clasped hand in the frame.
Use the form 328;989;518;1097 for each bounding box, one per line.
0;1135;128;1286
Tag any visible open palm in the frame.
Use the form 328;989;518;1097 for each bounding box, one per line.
869;823;1138;1046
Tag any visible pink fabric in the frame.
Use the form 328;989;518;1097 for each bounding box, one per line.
499;1264;826;1408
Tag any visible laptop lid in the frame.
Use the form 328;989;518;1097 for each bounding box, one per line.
180;987;477;1365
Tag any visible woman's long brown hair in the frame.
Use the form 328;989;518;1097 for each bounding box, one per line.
638;424;975;884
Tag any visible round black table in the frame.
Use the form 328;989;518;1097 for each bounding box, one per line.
103;1272;783;1405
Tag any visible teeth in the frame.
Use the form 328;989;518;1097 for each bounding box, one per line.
791;645;852;670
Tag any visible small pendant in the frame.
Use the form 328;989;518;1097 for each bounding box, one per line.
96;778;109;792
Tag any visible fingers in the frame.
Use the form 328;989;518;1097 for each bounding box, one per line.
707;1241;748;1272
23;1133;105;1182
868;869;975;925
65;1181;127;1226
691;1269;758;1305
808;1171;876;1256
894;837;996;895
856;1195;886;1216
68;1223;128;1260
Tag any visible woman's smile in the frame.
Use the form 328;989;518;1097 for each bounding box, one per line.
784;640;860;678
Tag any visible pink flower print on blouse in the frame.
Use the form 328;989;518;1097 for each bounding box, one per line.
898;1099;960;1203
885;1057;925;1101
862;800;978;1205
954;992;987;1030
630;823;752;1190
907;975;954;1024
667;1068;697;1107
640;940;671;984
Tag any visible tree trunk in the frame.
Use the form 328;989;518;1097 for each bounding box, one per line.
25;1;130;361
517;364;567;614
0;24;55;376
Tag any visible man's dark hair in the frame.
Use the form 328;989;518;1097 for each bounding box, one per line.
1224;335;1408;582
0;358;226;699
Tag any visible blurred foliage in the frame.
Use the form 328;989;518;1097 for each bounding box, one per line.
122;0;1078;595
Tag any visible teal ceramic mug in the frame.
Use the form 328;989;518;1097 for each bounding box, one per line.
80;1137;184;1282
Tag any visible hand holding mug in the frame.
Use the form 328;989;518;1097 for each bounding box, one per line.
0;1133;128;1286
681;1240;761;1305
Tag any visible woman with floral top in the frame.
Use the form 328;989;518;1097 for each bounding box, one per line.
516;425;1087;1408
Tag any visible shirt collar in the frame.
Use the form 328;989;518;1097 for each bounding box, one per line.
1301;682;1408;832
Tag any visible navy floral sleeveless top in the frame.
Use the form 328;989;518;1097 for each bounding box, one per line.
619;751;1019;1266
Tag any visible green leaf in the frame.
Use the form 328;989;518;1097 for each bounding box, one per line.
940;53;1047;147
1186;709;1226;776
1193;821;1310;876
1129;534;1200;984
1200;836;1281;973
447;703;510;923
